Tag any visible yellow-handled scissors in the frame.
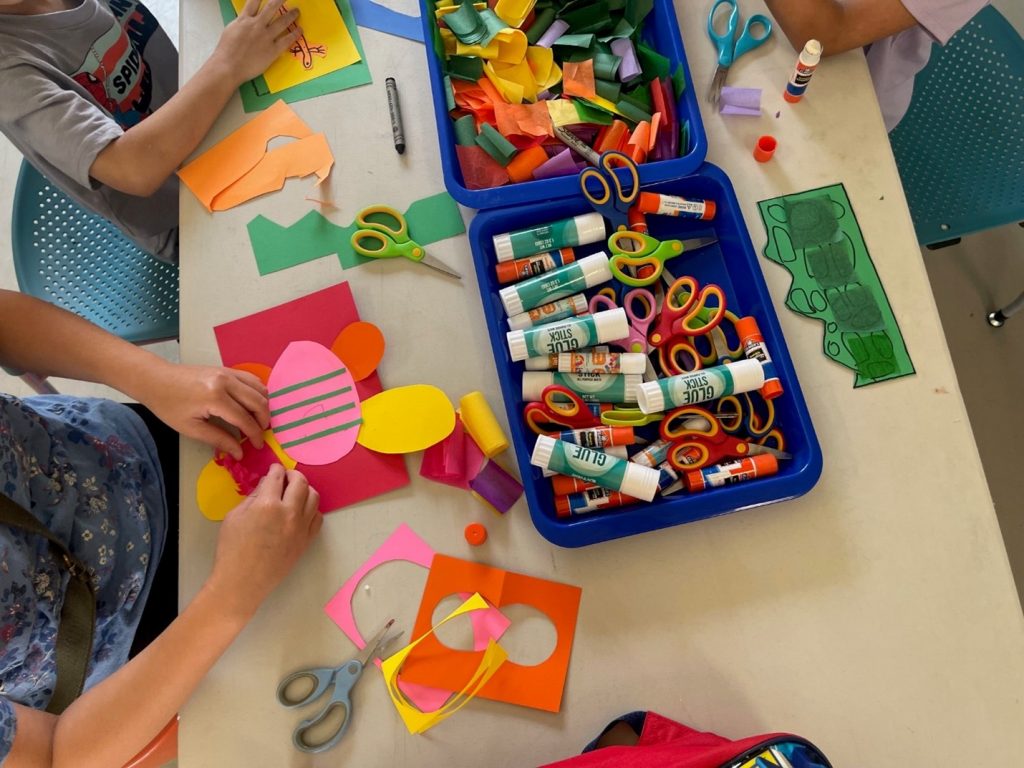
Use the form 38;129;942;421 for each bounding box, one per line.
579;151;640;232
609;231;718;287
350;205;462;279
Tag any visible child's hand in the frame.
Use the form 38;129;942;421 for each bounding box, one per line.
214;0;303;86
209;465;322;619
139;361;271;459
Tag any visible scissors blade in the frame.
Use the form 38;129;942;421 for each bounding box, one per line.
419;253;463;279
707;66;729;105
357;619;397;666
680;237;718;252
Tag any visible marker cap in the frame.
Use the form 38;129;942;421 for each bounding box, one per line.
464;523;488;545
727;358;767;393
754;135;777;163
592;306;630;343
734;316;762;340
617;353;648;375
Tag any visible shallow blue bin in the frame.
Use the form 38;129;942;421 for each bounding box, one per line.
469;164;823;547
421;0;708;209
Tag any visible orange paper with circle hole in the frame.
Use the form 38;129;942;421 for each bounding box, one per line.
400;554;582;712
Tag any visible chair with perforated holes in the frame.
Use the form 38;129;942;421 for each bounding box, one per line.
888;6;1024;326
7;159;179;392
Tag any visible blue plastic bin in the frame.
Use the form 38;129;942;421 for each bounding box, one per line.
421;0;708;209
469;163;823;547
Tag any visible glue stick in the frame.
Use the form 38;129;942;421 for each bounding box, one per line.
556;425;636;449
492;213;607;262
524;346;612;371
500;252;613;316
532;435;660;502
551;474;598;495
507;308;629;361
495;248;576;285
637;192;716;221
784;40;822;103
523;371;641;403
656;462;679;493
508;294;588;331
555;487;638;517
541;445;628;477
636;360;764;414
735;317;784;400
630;438;672;468
684;454;778;492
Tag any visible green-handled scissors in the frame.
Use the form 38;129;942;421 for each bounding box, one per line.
351;205;462;279
601;407;665;427
608;231;718;287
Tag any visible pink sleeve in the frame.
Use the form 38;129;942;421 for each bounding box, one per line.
900;0;990;44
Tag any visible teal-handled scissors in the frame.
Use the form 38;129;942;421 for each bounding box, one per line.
351;205;462;279
706;0;773;105
609;231;718;287
277;619;402;753
579;150;640;232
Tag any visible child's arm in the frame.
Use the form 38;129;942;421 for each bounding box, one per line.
88;0;302;197
3;464;323;768
763;0;918;55
0;289;269;459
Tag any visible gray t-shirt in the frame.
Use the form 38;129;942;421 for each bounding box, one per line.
0;0;179;262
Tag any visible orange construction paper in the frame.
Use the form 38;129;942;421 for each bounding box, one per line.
596;119;629;153
649;112;662;152
400;554;582;713
177;100;334;212
562;60;596;100
211;133;334;211
627;121;650;163
456;144;510;189
505;145;548;182
331;321;385;381
232;362;272;385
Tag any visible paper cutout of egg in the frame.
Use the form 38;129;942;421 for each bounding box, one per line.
196;459;246;521
268;340;362;466
357;384;456;454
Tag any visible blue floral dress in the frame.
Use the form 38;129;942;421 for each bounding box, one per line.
0;395;166;763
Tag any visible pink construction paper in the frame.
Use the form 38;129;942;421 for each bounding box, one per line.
213;282;409;512
324;524;511;711
267;341;361;465
419;415;487;491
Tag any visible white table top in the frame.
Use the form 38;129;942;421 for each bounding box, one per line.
177;1;1024;764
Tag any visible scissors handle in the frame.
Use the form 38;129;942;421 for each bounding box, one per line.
601;408;664;427
278;668;334;708
733;13;773;60
351;228;422;261
285;659;363;754
293;694;353;754
355;204;409;240
707;0;740;66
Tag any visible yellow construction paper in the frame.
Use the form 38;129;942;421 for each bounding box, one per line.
380;594;508;734
356;384;456;454
442;27;526;63
485;59;538;103
195;431;296;521
494;0;536;27
231;0;361;94
459;392;509;458
435;1;487;17
526;45;561;89
587;94;628;118
547;99;583;126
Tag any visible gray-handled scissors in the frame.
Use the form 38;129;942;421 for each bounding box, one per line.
706;0;773;105
277;619;402;753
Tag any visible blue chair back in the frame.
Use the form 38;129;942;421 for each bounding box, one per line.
11;160;179;343
889;6;1024;246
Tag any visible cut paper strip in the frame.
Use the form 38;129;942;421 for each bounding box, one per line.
214;283;409;511
381;594;508;734
533;147;580;179
547;99;583;127
357;384;456;454
552;33;595;48
268;340;362;466
218;0;372;112
610;37;641;82
469;459;523;514
178;101;335;212
350;0;424;41
454;114;479;145
536;18;569;47
420;415;488;490
304;196;338;209
331;321;385;381
476;123;518;165
402;555;582;712
456;144;510;189
494;0;536;27
720;86;762;116
230;0;361;93
459;391;509;457
562;59;597;99
506;144;549;182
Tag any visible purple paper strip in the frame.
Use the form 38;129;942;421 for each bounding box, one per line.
720;86;762;113
610;38;641;83
536;19;569;48
533;148;580;179
720;105;761;117
469;461;524;514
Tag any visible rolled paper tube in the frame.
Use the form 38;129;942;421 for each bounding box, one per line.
592;52;622;81
476;123;519;166
460;391;510;457
525;6;556;44
506;145;550;183
536;18;568;47
596;119;629;153
454;114;478;146
469;460;524;514
610;38;641;82
594;78;621;102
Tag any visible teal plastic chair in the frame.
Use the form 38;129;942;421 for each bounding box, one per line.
8;160;179;391
889;6;1024;247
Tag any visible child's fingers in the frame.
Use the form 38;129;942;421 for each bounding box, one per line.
275;26;304;48
267;7;300;34
256;0;287;23
240;0;262;17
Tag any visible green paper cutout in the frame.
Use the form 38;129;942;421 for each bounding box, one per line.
757;183;914;388
526;7;556;43
575;97;618;119
621;85;651;111
444;0;492;45
553;33;596;48
444;75;456;111
573;99;614;125
218;0;372;113
476;123;518;165
592;52;622;80
672;63;687;97
447;55;485;82
615;96;650;123
624;0;654;27
248;192;465;275
636;43;670;82
558;0;612;35
453;114;479;146
595;78;622;102
597;17;635;42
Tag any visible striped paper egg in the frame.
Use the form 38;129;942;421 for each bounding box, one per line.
268;340;362;466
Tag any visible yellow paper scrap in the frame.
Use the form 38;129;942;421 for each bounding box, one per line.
486;59;539;103
587;94;628;118
380;594;508;734
526;46;562;89
232;0;361;94
357;384;456;454
494;0;536;27
196;431;296;521
435;1;487;16
547;99;582;126
493;29;528;64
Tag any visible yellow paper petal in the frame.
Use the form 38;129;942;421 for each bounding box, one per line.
484;61;525;104
492;59;538;101
525;45;553;83
494;0;536;27
493;28;528;64
547;99;583;127
541;60;562;90
196;459;246;522
356;384;456;454
380;594;508;734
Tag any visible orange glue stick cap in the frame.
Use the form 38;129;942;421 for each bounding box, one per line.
464;523;488;546
753;135;777;163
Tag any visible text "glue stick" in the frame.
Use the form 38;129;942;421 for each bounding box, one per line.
636;359;764;414
500;252;613;316
532;436;660;502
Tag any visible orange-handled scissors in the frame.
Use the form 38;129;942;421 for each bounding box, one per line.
718;391;777;440
650;275;727;375
523;385;607;435
658;406;755;471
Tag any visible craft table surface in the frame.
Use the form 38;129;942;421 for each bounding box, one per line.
177;1;1024;765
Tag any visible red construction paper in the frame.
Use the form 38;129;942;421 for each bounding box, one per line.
214;282;409;512
456;144;510;189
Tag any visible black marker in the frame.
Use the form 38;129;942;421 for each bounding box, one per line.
385;77;406;154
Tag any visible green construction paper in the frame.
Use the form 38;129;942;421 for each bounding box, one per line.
248;193;466;275
636;43;670;82
672;63;687;97
475;122;518;165
444;75;456;112
526;7;556;44
553;33;596;48
447;55;485;82
444;0;490;44
479;9;509;44
595;78;622;102
454;114;479;146
592;52;622;81
615;96;650;123
680;119;690;154
575;96;618;119
621;84;651;110
218;0;372;113
606;0;626;10
597;17;635;42
757;183;914;388
573;99;614;125
624;0;654;27
558;0;612;35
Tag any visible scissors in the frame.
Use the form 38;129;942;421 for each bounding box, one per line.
659;406;788;471
601;407;665;427
649;275;727;376
706;0;773;105
589;287;657;355
523;385;608;434
608;231;718;288
350;205;462;279
579;150;640;232
277;619;402;753
718;391;780;440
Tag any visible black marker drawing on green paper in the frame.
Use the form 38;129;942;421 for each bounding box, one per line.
757;183;914;388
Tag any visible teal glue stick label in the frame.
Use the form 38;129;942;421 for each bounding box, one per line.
546;440;629;490
657;367;735;408
522;315;598;356
508;218;579;257
554;372;632;402
514;261;589;310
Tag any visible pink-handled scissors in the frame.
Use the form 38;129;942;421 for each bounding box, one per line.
588;287;656;355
